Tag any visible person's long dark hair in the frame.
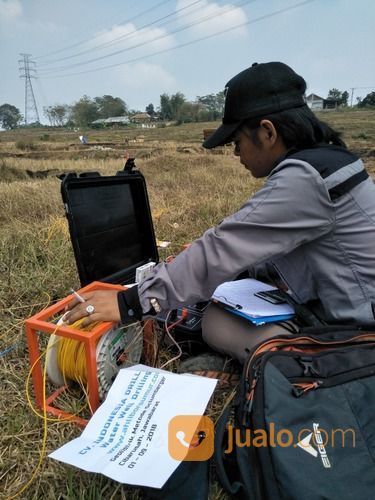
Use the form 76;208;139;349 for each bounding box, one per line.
243;105;346;150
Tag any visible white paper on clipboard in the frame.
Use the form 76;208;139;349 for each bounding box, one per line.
211;278;295;323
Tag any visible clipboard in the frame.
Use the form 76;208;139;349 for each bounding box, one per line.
211;278;295;326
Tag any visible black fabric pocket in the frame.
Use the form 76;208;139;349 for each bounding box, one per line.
262;362;375;500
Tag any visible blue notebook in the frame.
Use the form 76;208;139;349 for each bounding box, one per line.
211;279;295;326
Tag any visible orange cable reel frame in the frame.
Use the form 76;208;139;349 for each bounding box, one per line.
25;281;153;425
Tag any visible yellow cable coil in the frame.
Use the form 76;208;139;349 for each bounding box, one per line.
56;318;99;386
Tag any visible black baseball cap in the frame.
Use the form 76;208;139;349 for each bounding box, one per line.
203;62;307;149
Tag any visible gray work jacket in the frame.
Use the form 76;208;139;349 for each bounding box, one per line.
138;146;375;324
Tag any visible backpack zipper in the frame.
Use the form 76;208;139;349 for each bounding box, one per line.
292;380;323;397
291;362;375;396
243;333;375;415
243;361;261;425
244;333;375;381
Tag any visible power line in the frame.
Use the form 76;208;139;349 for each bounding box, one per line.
37;0;257;76
36;0;204;67
34;0;174;60
37;0;249;74
38;0;317;80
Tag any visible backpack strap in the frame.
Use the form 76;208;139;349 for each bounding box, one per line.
283;146;369;201
214;405;243;495
214;404;262;498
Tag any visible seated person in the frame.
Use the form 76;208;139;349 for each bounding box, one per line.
65;61;375;366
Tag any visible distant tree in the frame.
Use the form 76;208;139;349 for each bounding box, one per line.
43;106;53;125
216;90;225;111
70;95;99;127
43;104;70;126
94;95;127;118
145;103;155;116
159;93;172;120
178;102;201;123
357;91;375;107
327;88;341;101
159;93;187;121
341;90;349;106
0;103;22;129
326;88;349;106
197;91;225;120
170;92;186;121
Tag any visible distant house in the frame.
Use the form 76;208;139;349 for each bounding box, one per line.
306;93;325;110
306;93;340;111
91;116;130;128
130;113;151;124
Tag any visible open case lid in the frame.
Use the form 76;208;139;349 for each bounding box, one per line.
61;161;159;286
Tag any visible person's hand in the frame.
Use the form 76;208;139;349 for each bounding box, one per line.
64;290;121;327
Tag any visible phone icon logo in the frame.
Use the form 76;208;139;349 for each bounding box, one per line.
169;415;214;461
176;429;206;448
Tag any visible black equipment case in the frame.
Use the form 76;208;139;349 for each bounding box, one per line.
61;159;159;287
60;159;208;348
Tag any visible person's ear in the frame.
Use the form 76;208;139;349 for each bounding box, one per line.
258;120;278;147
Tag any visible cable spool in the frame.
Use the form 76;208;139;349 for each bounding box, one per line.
46;322;143;400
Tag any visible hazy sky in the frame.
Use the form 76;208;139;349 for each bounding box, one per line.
1;0;374;122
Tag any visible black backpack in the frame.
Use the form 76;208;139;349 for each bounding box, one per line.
214;324;375;500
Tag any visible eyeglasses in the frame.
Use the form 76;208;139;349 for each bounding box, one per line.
233;139;241;155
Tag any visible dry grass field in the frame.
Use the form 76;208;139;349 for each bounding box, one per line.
1;110;374;499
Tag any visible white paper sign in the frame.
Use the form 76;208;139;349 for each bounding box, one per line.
49;366;217;489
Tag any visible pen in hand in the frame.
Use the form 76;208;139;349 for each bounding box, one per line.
59;289;85;324
70;289;85;303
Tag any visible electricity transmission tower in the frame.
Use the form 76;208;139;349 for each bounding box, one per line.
18;53;40;125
